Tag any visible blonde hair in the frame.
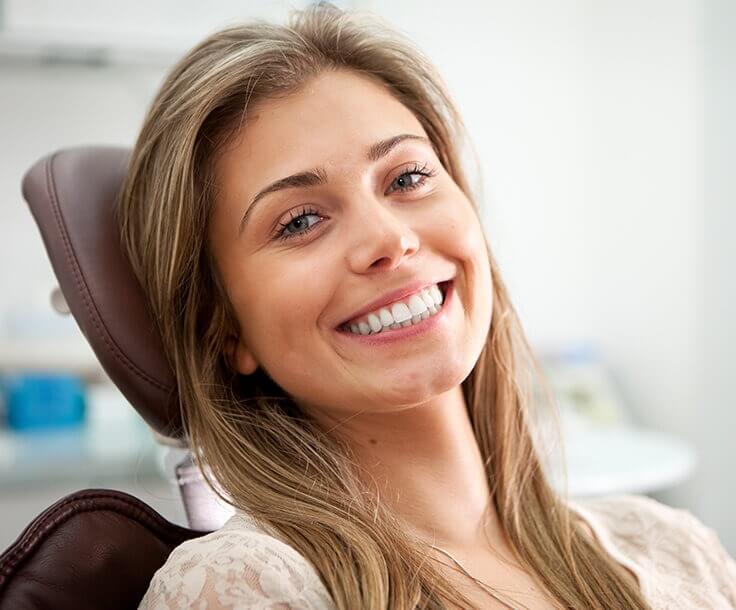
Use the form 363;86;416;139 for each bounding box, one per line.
116;3;651;608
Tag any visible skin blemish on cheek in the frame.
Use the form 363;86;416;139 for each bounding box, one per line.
369;439;377;445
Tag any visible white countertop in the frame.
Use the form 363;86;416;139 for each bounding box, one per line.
551;422;697;497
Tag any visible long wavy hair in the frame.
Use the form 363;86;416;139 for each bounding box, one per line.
116;3;650;608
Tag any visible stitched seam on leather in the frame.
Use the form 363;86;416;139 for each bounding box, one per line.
0;490;206;587
45;152;171;393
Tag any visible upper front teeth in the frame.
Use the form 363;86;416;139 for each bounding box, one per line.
343;284;445;335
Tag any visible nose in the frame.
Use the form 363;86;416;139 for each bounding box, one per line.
344;194;420;273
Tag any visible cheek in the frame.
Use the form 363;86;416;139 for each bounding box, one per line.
240;262;328;346
433;199;487;262
434;200;494;323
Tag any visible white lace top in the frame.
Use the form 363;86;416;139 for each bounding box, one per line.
138;494;736;609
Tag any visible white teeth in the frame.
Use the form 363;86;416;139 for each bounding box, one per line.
342;282;449;335
407;294;428;316
367;313;383;332
390;302;412;323
379;308;393;327
430;284;443;305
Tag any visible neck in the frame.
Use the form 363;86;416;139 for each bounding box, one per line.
310;385;499;550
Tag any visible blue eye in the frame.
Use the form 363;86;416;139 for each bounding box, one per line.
273;206;323;241
388;162;437;193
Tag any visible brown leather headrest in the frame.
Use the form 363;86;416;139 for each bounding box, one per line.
21;147;182;438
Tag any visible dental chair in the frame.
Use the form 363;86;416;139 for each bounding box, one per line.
0;147;235;609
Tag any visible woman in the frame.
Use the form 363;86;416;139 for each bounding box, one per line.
118;3;736;609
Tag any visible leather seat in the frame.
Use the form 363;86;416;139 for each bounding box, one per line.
0;489;202;610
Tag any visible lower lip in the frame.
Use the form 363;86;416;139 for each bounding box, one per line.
335;281;454;346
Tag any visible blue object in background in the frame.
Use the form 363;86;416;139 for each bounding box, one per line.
3;372;86;432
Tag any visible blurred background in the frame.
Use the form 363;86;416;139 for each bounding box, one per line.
0;0;733;556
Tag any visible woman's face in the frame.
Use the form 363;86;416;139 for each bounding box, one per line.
209;68;492;417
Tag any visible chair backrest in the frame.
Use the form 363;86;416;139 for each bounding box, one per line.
0;147;237;608
21;146;182;438
0;489;207;610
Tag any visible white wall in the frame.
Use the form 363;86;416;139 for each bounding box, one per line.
698;0;736;550
1;0;732;551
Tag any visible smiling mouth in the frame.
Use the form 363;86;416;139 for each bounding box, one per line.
336;279;452;335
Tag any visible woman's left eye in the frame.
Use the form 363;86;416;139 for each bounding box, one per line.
388;162;437;194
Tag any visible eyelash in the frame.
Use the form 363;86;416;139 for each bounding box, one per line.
272;163;438;242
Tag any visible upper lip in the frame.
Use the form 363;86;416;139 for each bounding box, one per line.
337;276;454;327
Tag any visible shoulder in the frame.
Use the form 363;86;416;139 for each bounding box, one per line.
569;493;725;550
138;511;335;609
568;494;736;607
569;493;694;538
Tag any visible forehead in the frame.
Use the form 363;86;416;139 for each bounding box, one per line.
215;69;428;189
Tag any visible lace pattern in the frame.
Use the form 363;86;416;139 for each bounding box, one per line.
138;513;336;609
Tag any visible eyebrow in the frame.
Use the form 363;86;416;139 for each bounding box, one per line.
238;133;430;235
